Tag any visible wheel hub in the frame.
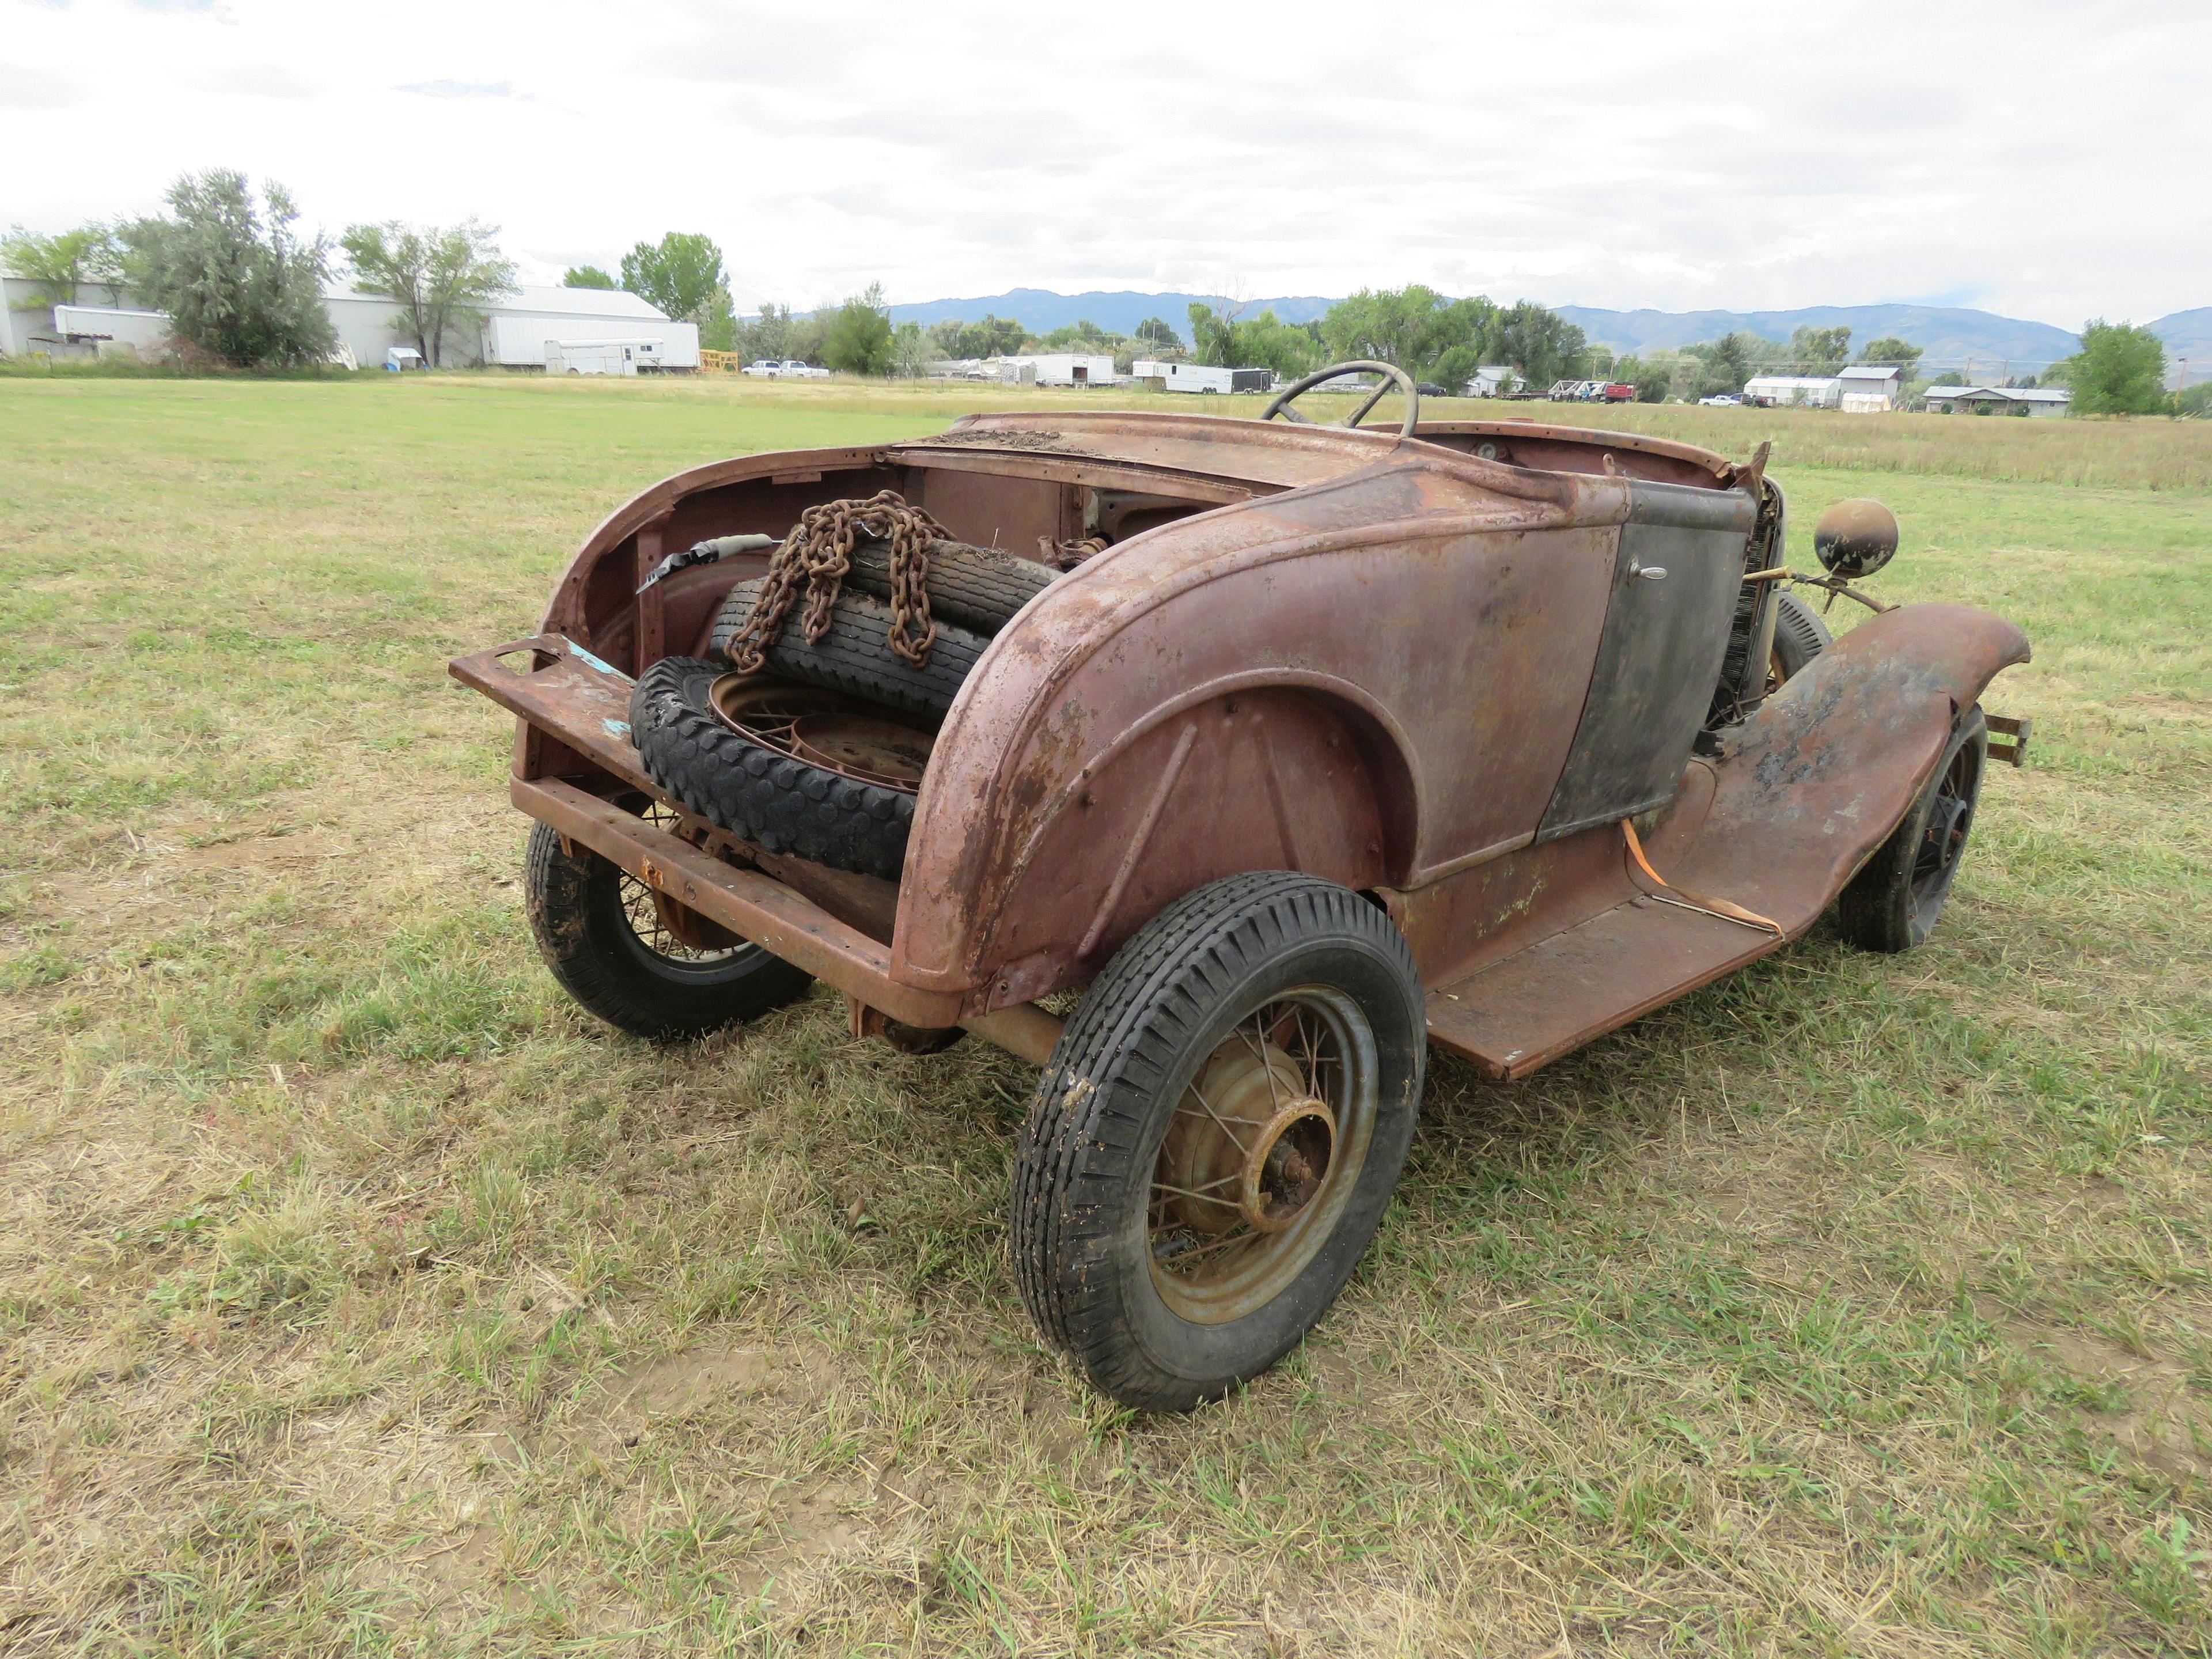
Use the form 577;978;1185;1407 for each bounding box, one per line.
1157;1040;1338;1237
789;712;933;789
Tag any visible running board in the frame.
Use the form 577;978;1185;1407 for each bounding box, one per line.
1423;894;1781;1080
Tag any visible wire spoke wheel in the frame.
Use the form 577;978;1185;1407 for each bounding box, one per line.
1012;873;1425;1411
1910;739;1981;908
615;798;747;965
1146;987;1377;1324
1837;707;1988;955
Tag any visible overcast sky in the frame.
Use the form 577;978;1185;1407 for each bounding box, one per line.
5;0;2206;325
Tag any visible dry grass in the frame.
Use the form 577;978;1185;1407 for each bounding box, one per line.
1;376;2207;1655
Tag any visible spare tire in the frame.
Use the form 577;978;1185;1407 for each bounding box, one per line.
843;537;1057;634
630;657;914;879
709;581;984;722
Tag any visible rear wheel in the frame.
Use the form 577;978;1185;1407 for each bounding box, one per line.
1836;709;1988;952
1012;873;1425;1411
524;808;812;1039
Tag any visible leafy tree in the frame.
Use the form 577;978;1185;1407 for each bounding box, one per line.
1790;324;1851;373
1186;300;1241;365
1239;312;1324;379
822;284;893;374
619;232;724;323
889;321;931;378
340;218;516;368
696;283;736;353
2059;320;2168;414
926;313;1027;359
2173;381;2212;418
1185;301;1322;378
562;265;616;289
1321;286;1498;380
2;223;123;307
1133;316;1181;353
1684;331;1758;397
1491;300;1589;387
733;302;795;362
1038;317;1125;352
1856;335;1922;371
1610;354;1672;402
120;171;335;369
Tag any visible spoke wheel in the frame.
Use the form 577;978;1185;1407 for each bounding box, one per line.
1013;872;1425;1412
523;808;811;1041
1147;989;1376;1324
620;798;745;964
1837;707;1988;954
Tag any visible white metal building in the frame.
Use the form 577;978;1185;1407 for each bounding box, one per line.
1836;363;1904;412
1923;385;2072;418
2;277;696;370
1743;374;1842;408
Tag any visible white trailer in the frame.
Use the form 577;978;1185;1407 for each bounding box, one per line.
1131;359;1272;394
547;338;665;376
50;305;172;357
490;313;699;372
1007;353;1118;387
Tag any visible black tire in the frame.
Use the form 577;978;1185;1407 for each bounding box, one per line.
1770;589;1834;683
524;815;811;1039
708;581;986;722
1837;708;1988;953
630;657;915;879
844;537;1057;635
1012;872;1426;1411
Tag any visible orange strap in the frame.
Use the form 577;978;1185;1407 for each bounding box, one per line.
1620;819;1783;935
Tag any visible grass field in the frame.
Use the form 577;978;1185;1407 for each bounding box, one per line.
2;374;2207;1656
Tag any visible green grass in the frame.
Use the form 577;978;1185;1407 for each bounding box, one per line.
1;374;2207;1655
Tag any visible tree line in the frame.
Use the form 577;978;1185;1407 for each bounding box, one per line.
5;172;2196;412
1;171;519;369
1645;321;2181;412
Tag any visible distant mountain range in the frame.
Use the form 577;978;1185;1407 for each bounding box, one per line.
885;288;1333;336
885;289;2208;378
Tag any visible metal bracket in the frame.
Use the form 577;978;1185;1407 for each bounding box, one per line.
1986;713;2032;768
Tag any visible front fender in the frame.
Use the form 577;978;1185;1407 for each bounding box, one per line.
1645;600;2031;932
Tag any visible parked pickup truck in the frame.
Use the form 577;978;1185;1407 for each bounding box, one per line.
740;359;830;380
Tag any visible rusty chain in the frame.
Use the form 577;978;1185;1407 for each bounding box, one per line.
1038;535;1107;571
722;490;952;672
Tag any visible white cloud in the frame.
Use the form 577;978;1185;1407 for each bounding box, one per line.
1;0;2205;325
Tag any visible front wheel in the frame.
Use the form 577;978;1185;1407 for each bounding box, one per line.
523;812;812;1039
1836;709;1988;952
1012;873;1426;1411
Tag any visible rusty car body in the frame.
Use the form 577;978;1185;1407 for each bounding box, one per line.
453;381;2029;1408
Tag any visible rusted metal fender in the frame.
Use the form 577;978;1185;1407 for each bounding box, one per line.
891;460;1638;1009
1643;600;2031;932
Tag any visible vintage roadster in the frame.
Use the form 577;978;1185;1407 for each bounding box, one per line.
451;364;2029;1410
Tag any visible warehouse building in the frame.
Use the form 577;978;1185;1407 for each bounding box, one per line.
1836;363;1904;411
2;277;696;370
1743;374;1842;408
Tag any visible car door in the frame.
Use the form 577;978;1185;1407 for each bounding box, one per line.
1536;480;1758;839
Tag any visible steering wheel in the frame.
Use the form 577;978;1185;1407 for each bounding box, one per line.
1260;359;1422;436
